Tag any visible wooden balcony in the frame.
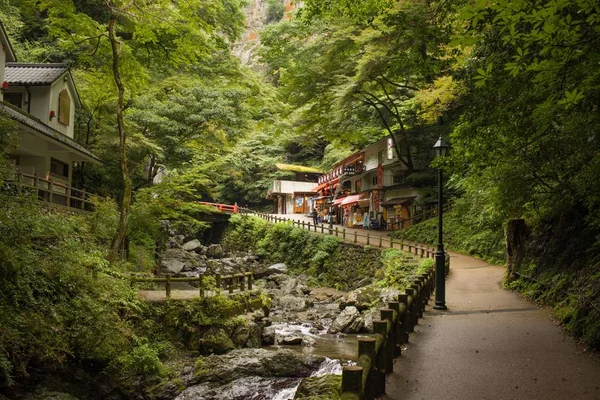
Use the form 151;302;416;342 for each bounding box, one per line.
6;171;95;212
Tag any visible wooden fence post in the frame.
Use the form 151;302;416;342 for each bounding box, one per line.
216;274;222;293
380;309;395;372
166;274;171;299
367;233;370;246
372;320;388;396
248;273;253;290
378;236;382;248
199;275;204;297
335;227;339;237
398;293;411;341
240;274;245;291
343;228;346;240
388;301;401;356
342;366;364;398
228;278;234;294
359;337;377;399
354;231;358;243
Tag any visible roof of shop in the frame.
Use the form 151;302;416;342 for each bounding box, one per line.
275;163;324;174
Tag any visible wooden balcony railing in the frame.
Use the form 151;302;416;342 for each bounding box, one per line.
6;170;96;212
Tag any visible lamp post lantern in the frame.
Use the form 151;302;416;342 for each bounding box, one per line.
433;136;448;310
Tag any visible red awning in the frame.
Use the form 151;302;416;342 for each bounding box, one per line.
312;178;339;193
341;194;362;206
332;197;345;205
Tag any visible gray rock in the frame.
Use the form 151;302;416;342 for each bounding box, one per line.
182;239;202;252
182;366;193;376
361;308;380;333
301;335;317;347
161;248;202;274
231;322;261;349
340;286;382;311
329;306;362;333
262;325;277;345
176;376;302;400
280;334;303;345
277;296;309;311
266;263;288;275
206;244;224;259
191;348;324;384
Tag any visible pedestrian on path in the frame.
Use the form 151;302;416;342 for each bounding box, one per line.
311;208;318;225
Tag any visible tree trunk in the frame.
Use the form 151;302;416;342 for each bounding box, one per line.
108;11;132;263
505;218;528;281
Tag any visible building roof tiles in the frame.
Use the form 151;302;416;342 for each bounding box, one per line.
4;63;68;85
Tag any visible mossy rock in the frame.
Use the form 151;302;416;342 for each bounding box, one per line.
196;327;234;355
294;375;342;399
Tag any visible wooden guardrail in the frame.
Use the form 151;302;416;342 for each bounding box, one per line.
7;170;96;211
342;267;435;399
250;212;447;260
131;271;254;299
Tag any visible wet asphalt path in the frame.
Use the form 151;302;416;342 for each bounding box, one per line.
384;252;600;400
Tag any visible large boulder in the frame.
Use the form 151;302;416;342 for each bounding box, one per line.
231;322;261;349
161;248;202;274
340;286;382;311
266;263;288;275
262;325;277;345
277;296;312;311
195;327;234;355
192;348;324;384
206;244;225;259
182;239;202;252
329;306;363;334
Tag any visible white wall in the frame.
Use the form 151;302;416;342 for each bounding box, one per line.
29;86;51;122
275;180;317;194
48;78;76;138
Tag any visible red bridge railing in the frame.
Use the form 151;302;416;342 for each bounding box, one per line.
197;202;239;213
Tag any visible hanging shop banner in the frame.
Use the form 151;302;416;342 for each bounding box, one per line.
377;163;383;190
373;190;380;212
387;138;394;160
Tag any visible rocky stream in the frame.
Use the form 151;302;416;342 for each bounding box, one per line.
155;233;410;400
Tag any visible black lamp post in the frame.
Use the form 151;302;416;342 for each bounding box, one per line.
433;136;448;310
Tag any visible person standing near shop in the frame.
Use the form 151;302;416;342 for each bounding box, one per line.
344;207;350;227
311;208;318;226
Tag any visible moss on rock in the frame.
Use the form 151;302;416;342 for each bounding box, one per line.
294;375;342;399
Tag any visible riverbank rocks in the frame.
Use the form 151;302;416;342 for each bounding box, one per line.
276;296;312;311
206;244;225;259
161;248;203;274
262;325;277;345
192;349;325;384
181;239;202;252
231;322;261;349
329;306;363;334
340;285;382;311
294;375;342;399
266;263;288;275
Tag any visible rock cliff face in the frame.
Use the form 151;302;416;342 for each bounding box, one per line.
232;0;301;68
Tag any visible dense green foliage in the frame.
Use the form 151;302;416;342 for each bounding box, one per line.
392;207;505;265
223;215;383;290
0;195;255;396
223;215;431;291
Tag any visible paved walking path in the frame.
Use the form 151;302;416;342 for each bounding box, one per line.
384;252;600;400
268;214;600;398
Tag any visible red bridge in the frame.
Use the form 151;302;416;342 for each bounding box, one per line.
197;202;240;214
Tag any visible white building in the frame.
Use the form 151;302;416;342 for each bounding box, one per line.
1;22;100;209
